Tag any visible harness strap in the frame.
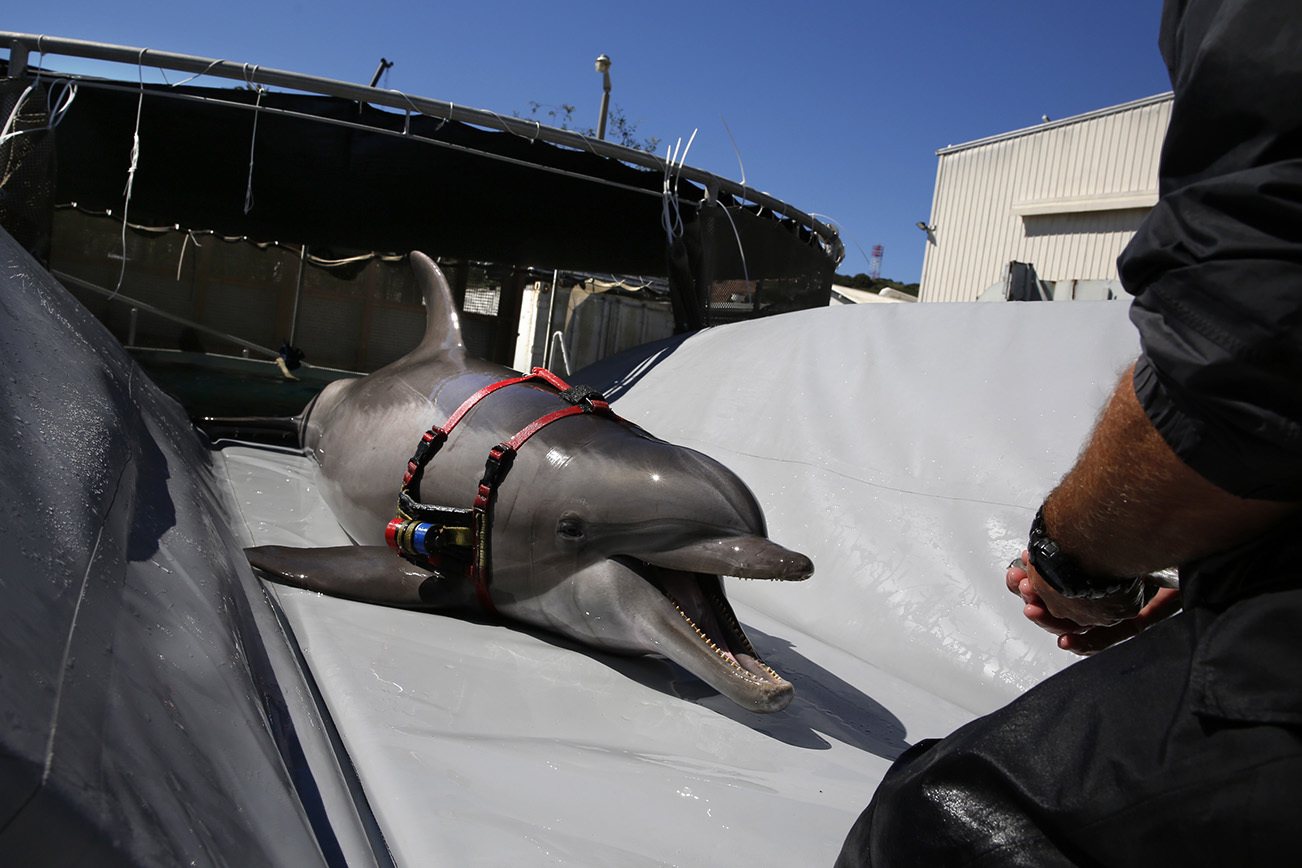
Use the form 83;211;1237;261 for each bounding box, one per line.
402;367;572;489
389;367;626;616
508;401;608;450
444;367;570;437
468;397;619;613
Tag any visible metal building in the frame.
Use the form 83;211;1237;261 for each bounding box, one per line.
919;93;1173;302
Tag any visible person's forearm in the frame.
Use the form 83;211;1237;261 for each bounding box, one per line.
1041;361;1295;577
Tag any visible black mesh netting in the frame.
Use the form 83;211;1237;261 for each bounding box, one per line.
5;73;835;338
0;78;56;263
678;200;835;329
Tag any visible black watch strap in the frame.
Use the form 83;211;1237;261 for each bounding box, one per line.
1027;507;1143;599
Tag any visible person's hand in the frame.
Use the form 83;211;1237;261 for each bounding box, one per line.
1006;549;1144;626
1005;551;1182;655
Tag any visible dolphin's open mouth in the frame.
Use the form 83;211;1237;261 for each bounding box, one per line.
644;566;787;692
613;537;812;713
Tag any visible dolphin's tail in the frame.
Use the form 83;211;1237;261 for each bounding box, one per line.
196;384;332;448
195;414;304;448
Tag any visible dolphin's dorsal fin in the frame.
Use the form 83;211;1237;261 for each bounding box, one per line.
411;251;466;358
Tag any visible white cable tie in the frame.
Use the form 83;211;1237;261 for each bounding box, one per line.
50;80;77;126
718;203;749;283
168;59;225;88
243;86;265;214
389;89;424;134
0;84;35;148
112;49;148;299
679;128;697;172
721;117;745;187
0;79;75;151
176;230;192;281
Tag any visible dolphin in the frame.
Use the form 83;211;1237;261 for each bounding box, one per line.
246;252;813;713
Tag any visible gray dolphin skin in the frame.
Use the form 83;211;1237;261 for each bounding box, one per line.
247;252;813;713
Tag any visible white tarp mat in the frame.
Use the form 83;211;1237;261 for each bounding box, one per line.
217;298;1140;866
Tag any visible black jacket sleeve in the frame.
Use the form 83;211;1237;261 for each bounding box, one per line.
1121;0;1302;501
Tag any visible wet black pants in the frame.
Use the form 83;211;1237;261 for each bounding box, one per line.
836;602;1302;866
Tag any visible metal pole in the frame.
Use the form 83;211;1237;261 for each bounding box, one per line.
6;41;27;78
288;244;307;346
542;268;559;370
594;54;611;140
368;58;393;88
54;269;283;360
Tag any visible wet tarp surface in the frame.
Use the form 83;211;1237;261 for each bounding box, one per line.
0;229;381;866
216;298;1140;864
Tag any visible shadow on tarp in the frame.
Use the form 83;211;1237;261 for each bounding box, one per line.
517;619;909;760
723;626;911;759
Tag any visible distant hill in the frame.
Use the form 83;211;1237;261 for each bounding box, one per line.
835;273;920;297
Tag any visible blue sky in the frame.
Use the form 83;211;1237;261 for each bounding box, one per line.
5;1;1171;283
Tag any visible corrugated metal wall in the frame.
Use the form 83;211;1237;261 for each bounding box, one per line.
919;94;1172;302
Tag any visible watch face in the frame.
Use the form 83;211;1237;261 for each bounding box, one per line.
1037;537;1060;560
1029;537;1077;596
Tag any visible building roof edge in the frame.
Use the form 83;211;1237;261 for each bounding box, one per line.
936;92;1174;156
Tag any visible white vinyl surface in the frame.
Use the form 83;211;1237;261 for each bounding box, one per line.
217;298;1141;866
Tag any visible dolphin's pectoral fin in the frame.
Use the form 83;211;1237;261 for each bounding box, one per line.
246;544;469;610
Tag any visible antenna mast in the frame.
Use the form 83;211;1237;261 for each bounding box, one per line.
869;244;884;280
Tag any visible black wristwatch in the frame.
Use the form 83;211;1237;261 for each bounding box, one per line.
1027;507;1144;599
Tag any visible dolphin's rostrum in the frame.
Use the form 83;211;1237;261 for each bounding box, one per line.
246;252;813;713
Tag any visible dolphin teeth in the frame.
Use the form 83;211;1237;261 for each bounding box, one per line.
704;584;787;685
648;567;784;687
676;600;740;666
666;591;774;684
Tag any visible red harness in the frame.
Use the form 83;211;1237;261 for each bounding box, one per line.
385;367;630;614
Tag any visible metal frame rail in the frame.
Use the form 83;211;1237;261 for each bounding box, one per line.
2;31;844;263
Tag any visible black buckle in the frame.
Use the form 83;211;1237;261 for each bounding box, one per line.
410;428;447;467
480;444;516;490
558;384;605;411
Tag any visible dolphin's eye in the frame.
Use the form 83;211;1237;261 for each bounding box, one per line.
557;515;585;540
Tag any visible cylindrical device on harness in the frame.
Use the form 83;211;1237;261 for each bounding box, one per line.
386;515;472;560
386;516;436;557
